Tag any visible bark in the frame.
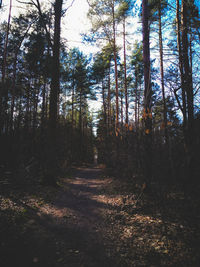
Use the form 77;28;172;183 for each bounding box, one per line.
45;0;63;185
142;0;151;112
176;0;187;135
49;0;63;129
181;0;194;183
41;82;46;128
158;0;168;146
79;90;83;160
102;80;107;126
142;0;152;182
112;3;119;131
189;30;193;88
71;70;75;128
181;0;194;144
107;65;111;130
123;17;128;125
72;83;75;128
25;82;31;131
79;91;82;133
135;68;138;130
138;88;141;127
120;90;123;127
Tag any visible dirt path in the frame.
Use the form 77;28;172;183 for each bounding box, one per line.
1;166;124;267
40;166;119;267
1;166;199;267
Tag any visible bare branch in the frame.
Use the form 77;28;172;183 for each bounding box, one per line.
16;0;53;49
65;0;75;12
16;0;33;5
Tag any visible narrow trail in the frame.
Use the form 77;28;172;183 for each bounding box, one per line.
35;166;123;267
1;166;199;267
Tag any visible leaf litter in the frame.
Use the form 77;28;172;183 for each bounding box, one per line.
0;166;200;266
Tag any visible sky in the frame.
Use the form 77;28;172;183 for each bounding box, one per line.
1;0;199;124
62;0;93;53
1;0;96;53
1;0;141;51
1;0;102;113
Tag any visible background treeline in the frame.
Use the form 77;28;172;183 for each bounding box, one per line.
87;0;200;194
0;0;200;193
0;1;95;184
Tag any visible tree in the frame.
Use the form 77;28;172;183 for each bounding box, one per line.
62;47;93;162
158;0;169;146
87;0;120;131
146;0;169;145
142;0;152;183
174;0;200;181
49;0;63;129
43;0;63;185
0;0;12;134
91;43;114;132
9;15;32;131
131;41;143;130
181;0;193;145
117;0;134;125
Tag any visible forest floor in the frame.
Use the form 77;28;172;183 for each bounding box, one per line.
0;165;200;267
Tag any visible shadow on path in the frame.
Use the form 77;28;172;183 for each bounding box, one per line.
0;166;120;267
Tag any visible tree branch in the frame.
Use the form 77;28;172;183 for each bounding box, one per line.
65;0;75;12
16;0;33;5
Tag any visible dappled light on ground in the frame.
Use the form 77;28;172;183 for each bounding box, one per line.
0;167;200;266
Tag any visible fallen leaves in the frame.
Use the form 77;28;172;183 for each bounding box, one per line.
1;168;200;267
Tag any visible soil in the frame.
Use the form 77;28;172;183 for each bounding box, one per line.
0;166;200;266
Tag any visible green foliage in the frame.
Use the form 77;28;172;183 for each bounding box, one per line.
0;0;199;189
116;0;135;20
0;6;95;179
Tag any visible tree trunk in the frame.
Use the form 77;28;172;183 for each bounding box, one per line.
33;80;40;132
120;90;123;128
158;0;168;146
41;82;47;130
25;80;31;131
181;0;194;144
112;3;119;132
79;90;83;161
135;68;138;130
142;0;152;183
0;0;12;134
102;80;107;127
181;0;194;182
137;84;141;128
49;0;63;129
71;73;75;128
45;0;63;185
107;65;111;130
123;17;128;125
10;23;31;132
176;0;187;137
